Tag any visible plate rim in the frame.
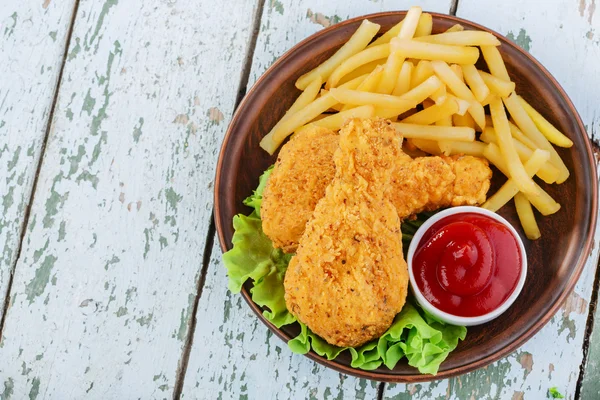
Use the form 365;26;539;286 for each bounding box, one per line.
213;10;599;382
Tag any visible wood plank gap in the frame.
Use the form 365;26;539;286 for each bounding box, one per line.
172;217;216;400
377;382;385;400
172;0;266;397
449;0;459;16
235;0;267;108
0;0;81;343
575;190;600;399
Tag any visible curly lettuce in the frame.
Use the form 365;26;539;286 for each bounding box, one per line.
222;166;467;375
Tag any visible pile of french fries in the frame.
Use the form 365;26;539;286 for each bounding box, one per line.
259;6;573;240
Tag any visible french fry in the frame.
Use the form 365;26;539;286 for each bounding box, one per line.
483;144;561;215
392;61;414;96
480;127;560;183
393;123;476;141
438;140;486;157
489;97;537;195
333;75;442;110
411;60;434;89
482;148;551;212
414;13;433;37
431;61;485;128
260;76;323;153
296;19;380;89
431;60;473;100
446;24;464;33
402;145;429;158
311;105;375;130
369;21;404;48
453;112;477;130
372;6;421;95
503;92;570;183
326;44;391;89
398;6;422;39
402;97;459;125
478;70;515;98
376;53;405;94
508;121;539;149
435;116;453;126
411;138;442;154
260;91;338;153
461;64;490;102
391;38;480;65
514;193;541;240
340;66;384;111
415;31;501;46
338;60;385;85
448;95;471;115
430;84;447;105
517;95;574;148
450;64;464;81
480;93;495;107
480;45;511;81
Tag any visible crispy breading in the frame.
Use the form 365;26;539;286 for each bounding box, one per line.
261;122;492;252
284;119;407;347
260;126;339;253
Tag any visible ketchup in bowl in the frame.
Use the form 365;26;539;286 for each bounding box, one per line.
407;207;527;325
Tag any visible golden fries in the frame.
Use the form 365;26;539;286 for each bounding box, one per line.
489;97;537;195
391;38;480;65
333;75;442;110
482;148;550;212
480;127;560;184
411;138;442;154
311;105;375;130
461;64;490;102
514;193;541;240
483;144;560;215
411;60;434;88
402;97;459;125
446;24;464;33
296;20;380;89
503;92;570;183
478;70;515;98
326;44;391;89
481;45;511;81
393;123;475;141
517;95;574;148
414;31;501;46
414;13;433;37
392;61;414;96
261;7;572;240
439;140;486;157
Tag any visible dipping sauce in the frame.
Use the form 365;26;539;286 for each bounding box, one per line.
412;212;522;317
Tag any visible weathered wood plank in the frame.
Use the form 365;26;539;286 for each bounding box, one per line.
0;0;76;323
0;0;258;397
384;1;600;398
181;1;453;398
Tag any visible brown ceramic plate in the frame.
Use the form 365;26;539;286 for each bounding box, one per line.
214;11;598;382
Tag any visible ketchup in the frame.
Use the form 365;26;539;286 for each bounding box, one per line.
412;213;522;317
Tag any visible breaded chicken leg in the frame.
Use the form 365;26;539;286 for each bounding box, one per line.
284;119;407;348
261;123;492;252
261;126;339;252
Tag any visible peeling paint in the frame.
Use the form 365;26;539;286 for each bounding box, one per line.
506;29;532;52
306;9;342;28
25;255;58;303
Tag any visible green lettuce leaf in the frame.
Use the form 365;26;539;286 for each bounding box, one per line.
222;166;296;328
223;166;466;375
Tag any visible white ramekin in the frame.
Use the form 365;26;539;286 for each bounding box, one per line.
406;206;527;326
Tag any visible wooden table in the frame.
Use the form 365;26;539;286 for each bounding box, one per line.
1;0;599;398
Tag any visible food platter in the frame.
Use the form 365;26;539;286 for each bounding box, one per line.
214;11;597;382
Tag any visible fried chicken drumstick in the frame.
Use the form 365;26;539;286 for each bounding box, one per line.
284;119;407;347
261;125;492;253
